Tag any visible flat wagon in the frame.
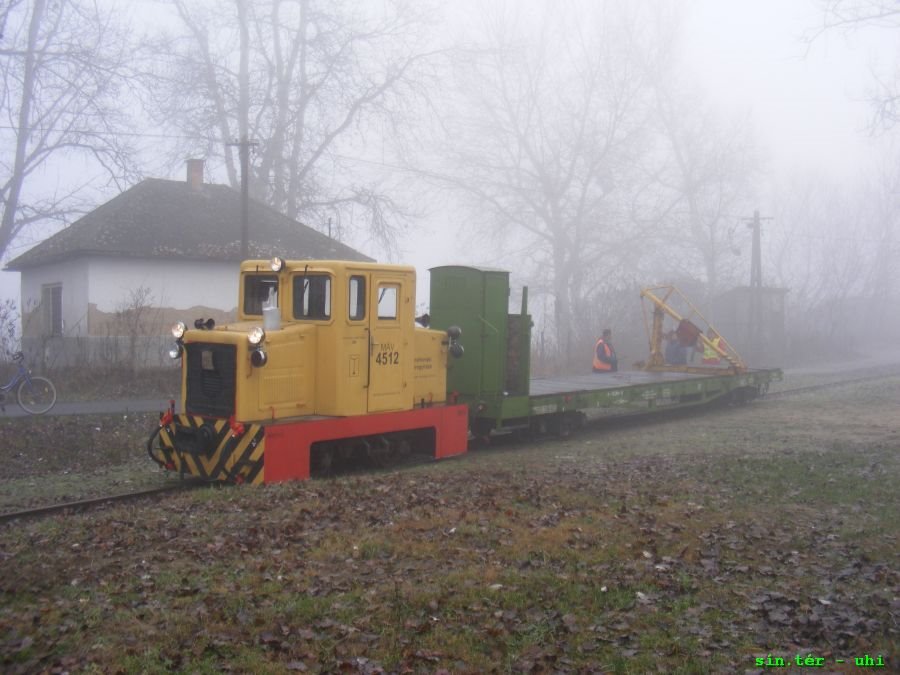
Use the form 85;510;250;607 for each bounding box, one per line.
428;265;780;438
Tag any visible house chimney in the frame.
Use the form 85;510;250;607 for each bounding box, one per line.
186;159;204;191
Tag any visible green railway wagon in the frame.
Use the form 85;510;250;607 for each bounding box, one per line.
429;265;782;437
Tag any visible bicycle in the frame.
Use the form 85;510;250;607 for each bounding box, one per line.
0;351;57;415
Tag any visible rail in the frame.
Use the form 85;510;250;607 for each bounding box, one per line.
0;480;205;526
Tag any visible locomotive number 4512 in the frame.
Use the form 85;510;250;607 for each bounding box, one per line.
376;350;399;365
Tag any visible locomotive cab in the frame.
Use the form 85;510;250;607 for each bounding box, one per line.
173;259;449;424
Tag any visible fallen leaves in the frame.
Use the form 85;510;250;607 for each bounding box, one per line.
1;381;899;673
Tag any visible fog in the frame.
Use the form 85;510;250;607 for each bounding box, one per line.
2;0;898;369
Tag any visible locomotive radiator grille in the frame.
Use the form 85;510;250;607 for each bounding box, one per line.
185;343;237;417
158;414;265;484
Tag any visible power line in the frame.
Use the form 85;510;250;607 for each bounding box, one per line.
0;125;217;142
0;123;421;168
776;233;897;245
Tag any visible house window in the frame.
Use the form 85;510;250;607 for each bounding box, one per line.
41;284;62;336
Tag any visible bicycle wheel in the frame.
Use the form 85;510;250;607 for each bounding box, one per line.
17;376;57;414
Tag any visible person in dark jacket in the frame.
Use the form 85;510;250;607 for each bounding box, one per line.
665;330;689;365
592;328;618;373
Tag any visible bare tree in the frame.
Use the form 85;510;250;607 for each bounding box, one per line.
861;155;900;317
113;286;159;371
145;0;442;255
426;2;658;364
811;1;900;132
806;4;900;345
650;79;759;304
0;0;138;262
768;173;880;355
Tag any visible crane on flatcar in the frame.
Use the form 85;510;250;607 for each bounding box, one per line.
640;285;745;374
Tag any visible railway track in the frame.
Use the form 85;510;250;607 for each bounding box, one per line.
766;367;900;399
3;368;896;524
0;480;204;525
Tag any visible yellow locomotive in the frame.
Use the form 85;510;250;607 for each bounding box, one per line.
148;258;468;483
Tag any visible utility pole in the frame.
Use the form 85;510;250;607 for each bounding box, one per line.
749;210;762;290
233;0;255;261
744;210;772;363
227;137;258;260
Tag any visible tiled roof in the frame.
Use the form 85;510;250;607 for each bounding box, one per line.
5;178;373;270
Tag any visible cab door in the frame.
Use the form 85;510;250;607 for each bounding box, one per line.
367;274;412;412
330;271;369;416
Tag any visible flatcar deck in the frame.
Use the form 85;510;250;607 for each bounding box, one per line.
470;366;784;430
529;369;719;397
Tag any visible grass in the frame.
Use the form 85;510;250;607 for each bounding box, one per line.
0;409;176;511
50;365;182;402
0;377;898;673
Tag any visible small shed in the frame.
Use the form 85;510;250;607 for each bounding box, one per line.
712;286;788;368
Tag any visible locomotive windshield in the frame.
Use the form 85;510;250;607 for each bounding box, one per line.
243;274;278;315
293;274;331;320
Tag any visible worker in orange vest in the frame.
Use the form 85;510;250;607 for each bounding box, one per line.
592;328;618;373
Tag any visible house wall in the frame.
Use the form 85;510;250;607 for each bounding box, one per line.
20;257;240;368
86;257;239;321
20;258;91;337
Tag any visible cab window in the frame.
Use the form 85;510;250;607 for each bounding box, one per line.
244;274;278;315
293;274;331;319
349;276;366;320
377;284;399;320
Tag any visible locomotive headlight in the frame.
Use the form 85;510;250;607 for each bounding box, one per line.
168;343;183;359
248;326;266;346
250;348;268;367
171;321;186;339
270;256;285;272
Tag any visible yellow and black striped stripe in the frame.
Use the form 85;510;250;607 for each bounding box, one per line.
157;414;266;485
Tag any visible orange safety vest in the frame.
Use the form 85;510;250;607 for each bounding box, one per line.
592;338;617;372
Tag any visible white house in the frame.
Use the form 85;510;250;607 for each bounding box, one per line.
6;160;372;367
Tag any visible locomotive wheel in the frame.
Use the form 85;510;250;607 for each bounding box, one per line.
311;442;336;474
363;437;386;467
395;439;411;461
365;435;410;468
310;430;434;477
